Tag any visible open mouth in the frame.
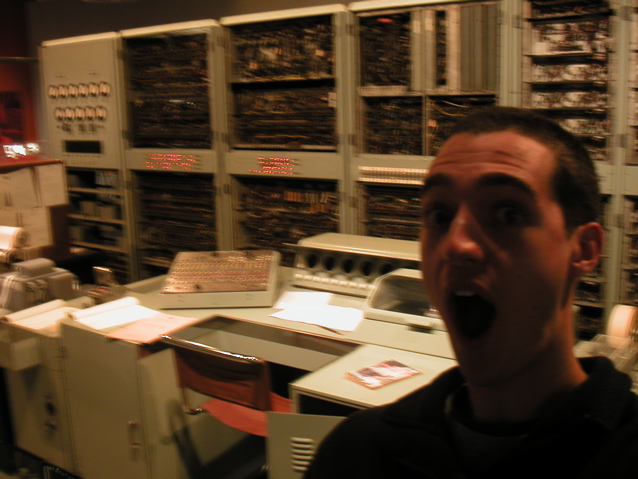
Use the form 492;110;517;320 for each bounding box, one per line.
450;291;496;339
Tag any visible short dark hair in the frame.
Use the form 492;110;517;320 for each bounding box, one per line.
446;106;601;232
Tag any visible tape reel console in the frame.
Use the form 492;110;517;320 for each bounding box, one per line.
292;233;420;297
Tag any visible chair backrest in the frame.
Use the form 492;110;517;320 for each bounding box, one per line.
161;334;273;411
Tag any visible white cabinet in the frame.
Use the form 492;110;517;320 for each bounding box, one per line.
1;323;76;473
60;320;242;479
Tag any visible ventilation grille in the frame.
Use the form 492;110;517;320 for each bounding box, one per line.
290;436;316;473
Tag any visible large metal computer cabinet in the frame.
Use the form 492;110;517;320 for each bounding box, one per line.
520;0;621;337
219;5;354;266
40;33;133;284
120;21;226;279
618;1;638;316
348;0;502;242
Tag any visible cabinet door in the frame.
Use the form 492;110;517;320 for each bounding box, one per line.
4;340;76;473
62;323;148;479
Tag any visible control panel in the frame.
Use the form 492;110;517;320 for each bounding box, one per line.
157;250;280;309
41;33;124;169
292;233;420;297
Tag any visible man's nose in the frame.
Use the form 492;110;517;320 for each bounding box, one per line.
445;209;485;264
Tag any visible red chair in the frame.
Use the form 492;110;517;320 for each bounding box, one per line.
161;334;292;477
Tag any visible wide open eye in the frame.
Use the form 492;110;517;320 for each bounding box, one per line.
423;204;453;229
494;204;526;226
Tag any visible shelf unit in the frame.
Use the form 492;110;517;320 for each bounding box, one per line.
357;182;422;241
132;170;217;277
523;1;613;163
219;6;352;265
40;32;134;283
224;14;339;151
231;175;341;266
66;168;129;282
518;0;638;337
619;0;638;310
119;21;225;278
349;0;500;238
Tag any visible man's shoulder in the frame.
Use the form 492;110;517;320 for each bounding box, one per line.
302;365;463;479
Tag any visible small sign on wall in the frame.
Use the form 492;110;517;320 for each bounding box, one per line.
0;91;23;144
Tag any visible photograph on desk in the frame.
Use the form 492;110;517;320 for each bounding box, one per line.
345;359;421;389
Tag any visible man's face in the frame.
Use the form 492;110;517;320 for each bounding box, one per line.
420;131;581;387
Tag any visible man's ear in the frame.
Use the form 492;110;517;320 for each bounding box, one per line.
570;222;604;277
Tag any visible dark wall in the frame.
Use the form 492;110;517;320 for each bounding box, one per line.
1;0;38;142
26;0;345;55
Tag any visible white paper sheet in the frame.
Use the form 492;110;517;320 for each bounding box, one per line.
36;163;67;206
67;296;140;321
271;304;363;332
273;291;333;309
19;207;51;247
64;296;199;342
4;299;67;322
5;168;39;209
75;304;160;331
15;307;80;333
105;313;200;343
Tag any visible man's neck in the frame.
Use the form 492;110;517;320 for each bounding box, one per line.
466;348;587;425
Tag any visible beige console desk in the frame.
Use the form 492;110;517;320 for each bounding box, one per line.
125;272;456;478
2;270;456;479
124;273;456;412
128;273;455;361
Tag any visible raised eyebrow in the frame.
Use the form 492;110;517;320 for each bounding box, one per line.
478;172;537;199
421;172;452;197
421;171;537;199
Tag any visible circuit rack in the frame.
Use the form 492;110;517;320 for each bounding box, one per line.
225;14;339;151
351;0;499;242
231;83;337;150
426;95;497;155
522;0;616;337
358;183;422;241
353;1;499;156
124;32;213;149
232;176;340;266
523;0;613;162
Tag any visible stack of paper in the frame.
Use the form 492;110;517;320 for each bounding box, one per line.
67;296;201;343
